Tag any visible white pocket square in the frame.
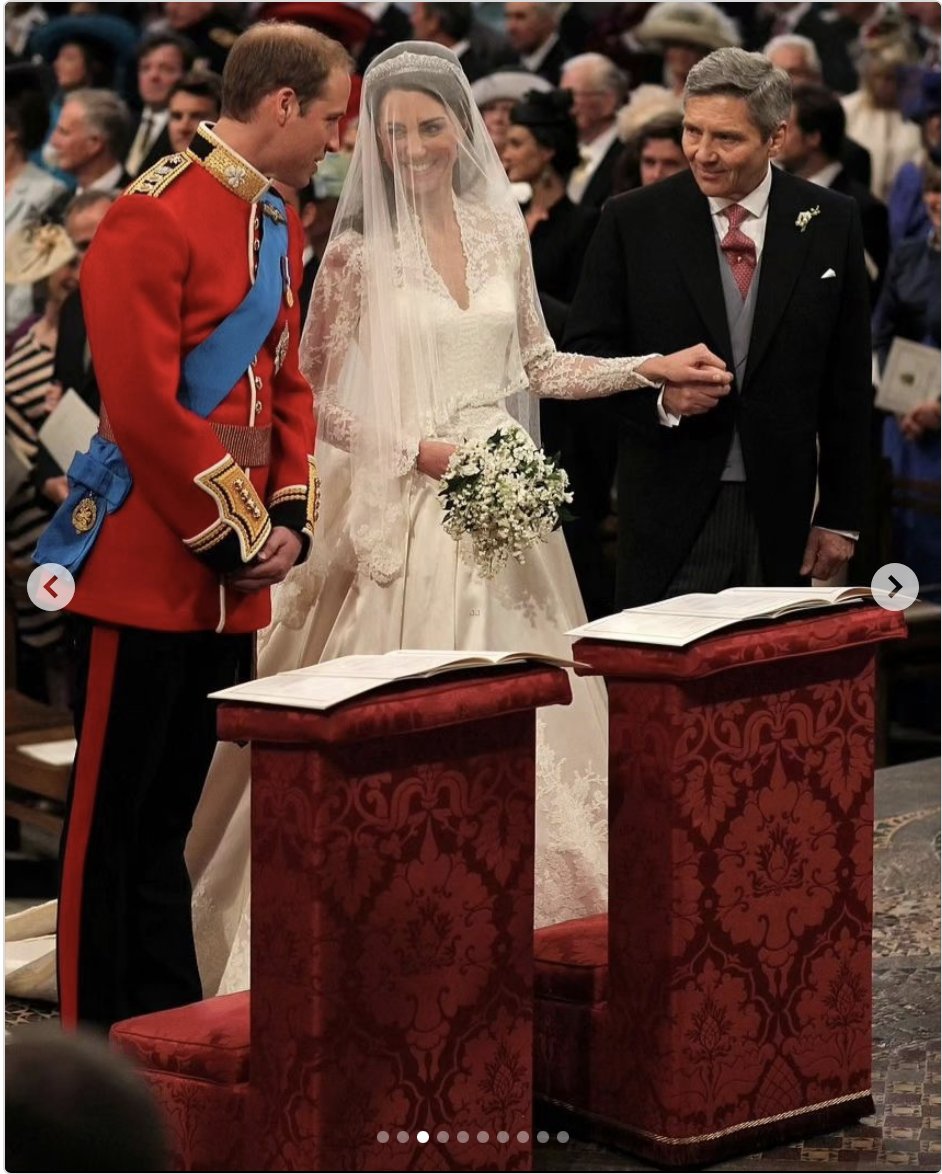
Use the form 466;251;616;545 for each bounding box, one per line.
821;268;836;279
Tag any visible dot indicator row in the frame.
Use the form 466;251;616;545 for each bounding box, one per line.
375;1130;569;1145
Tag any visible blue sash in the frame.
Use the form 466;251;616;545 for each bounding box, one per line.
35;193;289;574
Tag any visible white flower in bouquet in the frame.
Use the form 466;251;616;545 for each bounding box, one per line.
437;426;573;578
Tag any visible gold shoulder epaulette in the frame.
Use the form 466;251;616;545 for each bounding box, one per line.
125;153;193;199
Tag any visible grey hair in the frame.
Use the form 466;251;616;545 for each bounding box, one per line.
684;48;791;139
65;88;132;161
64;189;118;221
562;52;629;105
762;33;822;77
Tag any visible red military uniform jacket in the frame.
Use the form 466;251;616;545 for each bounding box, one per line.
72;125;318;634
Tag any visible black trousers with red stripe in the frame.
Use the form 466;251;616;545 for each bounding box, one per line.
58;620;252;1030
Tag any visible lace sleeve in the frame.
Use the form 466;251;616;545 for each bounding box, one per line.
514;222;660;400
299;231;363;452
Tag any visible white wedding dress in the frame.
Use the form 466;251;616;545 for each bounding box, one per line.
188;201;657;998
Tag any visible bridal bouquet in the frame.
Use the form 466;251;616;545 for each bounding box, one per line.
438;425;573;578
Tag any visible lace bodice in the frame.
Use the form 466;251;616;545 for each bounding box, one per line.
300;199;657;455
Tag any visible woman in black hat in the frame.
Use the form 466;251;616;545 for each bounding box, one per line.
502;87;614;618
502;87;597;309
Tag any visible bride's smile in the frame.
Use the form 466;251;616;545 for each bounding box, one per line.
379;89;459;197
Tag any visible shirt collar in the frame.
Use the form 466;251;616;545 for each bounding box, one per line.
808;161;842;188
78;161;124;194
581;123;619;163
708;165;773;220
187;122;271;203
522;31;559;72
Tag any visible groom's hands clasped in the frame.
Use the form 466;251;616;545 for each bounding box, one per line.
638;344;732;418
226;526;302;593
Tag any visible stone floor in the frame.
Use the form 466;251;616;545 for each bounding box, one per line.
6;760;940;1172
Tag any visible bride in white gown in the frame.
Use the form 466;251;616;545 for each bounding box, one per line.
184;43;731;997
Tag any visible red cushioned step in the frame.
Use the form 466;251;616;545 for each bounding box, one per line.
110;991;250;1085
534;914;608;1005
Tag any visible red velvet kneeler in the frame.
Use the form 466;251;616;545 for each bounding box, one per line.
114;665;570;1172
110;992;250;1170
534;607;906;1168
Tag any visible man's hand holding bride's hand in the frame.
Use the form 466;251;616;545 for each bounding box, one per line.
637;344;733;418
417;439;457;480
225;526;302;593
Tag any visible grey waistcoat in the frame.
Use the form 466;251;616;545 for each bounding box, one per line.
715;234;762;482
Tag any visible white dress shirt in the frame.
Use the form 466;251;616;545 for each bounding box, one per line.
660;166;857;541
567;123;619;204
522;32;559;74
78;162;125;195
807;161;843;189
658;167;773;426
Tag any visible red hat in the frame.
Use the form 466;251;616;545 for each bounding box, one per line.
257;3;373;48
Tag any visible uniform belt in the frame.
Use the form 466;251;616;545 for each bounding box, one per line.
98;408;272;468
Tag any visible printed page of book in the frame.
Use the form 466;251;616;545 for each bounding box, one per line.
37;389;98;471
568;612;730;646
876;337;941;414
209;672;380;710
718;586;867;611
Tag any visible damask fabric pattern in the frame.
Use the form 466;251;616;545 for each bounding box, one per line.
116;669;568;1172
535;608;907;1168
111;994;250;1171
230;669;567;1172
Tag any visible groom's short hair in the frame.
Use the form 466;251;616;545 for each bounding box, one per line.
221;22;352;121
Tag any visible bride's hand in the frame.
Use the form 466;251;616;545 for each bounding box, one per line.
417;439;457;480
637;345;732;389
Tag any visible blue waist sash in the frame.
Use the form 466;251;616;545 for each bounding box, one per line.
35;192;289;575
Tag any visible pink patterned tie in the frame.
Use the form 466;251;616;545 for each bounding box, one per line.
720;203;756;299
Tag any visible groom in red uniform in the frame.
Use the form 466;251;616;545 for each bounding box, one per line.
42;24;351;1029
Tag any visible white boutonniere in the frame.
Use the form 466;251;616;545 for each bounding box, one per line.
795;205;821;232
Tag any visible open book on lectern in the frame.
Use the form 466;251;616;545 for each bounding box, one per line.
209;648;578;711
567;587;875;648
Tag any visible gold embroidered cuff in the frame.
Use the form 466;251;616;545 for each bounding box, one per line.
268;484;306;509
190;456;271;562
184;519;229;555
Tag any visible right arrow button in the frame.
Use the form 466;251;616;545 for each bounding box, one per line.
871;563;920;612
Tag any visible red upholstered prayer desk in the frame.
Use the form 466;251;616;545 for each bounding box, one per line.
534;607;906;1168
114;664;570;1173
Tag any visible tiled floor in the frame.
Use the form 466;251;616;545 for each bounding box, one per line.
7;760;940;1171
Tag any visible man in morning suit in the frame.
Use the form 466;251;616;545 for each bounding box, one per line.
566;48;872;608
38;22;351;1030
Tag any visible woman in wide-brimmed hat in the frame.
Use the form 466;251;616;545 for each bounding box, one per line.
5;221;79;701
634;1;740;95
5;69;70;336
471;68;552;152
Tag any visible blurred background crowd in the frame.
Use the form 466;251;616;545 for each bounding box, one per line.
4;1;940;751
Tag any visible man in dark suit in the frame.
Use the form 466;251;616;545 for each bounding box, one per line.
560;52;627;210
779;82;890;302
763;33;873;187
504;2;572;86
125;32;194;178
410;3;518;84
567;47;872;607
